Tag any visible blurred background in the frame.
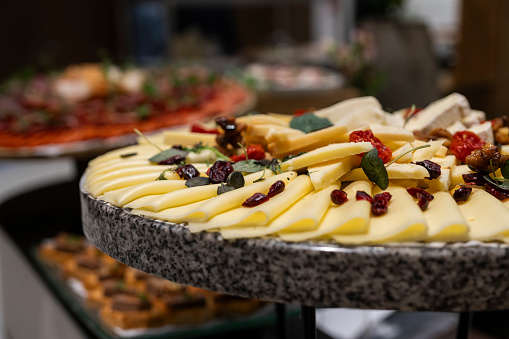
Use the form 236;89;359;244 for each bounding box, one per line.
1;0;508;338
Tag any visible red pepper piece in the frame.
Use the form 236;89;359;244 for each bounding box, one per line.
190;124;219;134
349;129;392;163
230;144;266;162
450;131;485;162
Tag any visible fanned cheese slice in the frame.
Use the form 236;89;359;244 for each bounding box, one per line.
88;165;176;186
332;184;428;244
163;131;217;147
308;157;353;190
412;140;445;162
188;174;312;232
132;172;298;223
279;180;372;241
458;189;509;241
281;142;372;171
341;164;429;182
423;191;469;241
89;172;181;197
88;145;159;167
370;124;415;143
104;180;187;206
391;143;413;163
91;160;152;177
220;182;337;239
314;96;382;123
127;171;274;211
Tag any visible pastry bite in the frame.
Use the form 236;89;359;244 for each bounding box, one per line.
162;290;214;325
39;232;87;266
88;279;139;307
211;293;265;317
125;267;154;290
65;251;103;289
101;293;166;329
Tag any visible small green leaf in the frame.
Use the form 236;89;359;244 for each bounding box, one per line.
227;171;245;189
385;144;431;167
217;183;235;195
185;177;210;188
253;168;266;183
120;152;138;158
233;159;265;173
483;174;509;190
289;113;333;134
185;144;230;161
136;104;152;120
361;148;389;190
156;168;174;181
149;149;189;163
501;160;509;180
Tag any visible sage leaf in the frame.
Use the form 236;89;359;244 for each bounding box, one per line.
289;113;333;134
120;152;137;158
361;148;389;190
502;160;509;179
233;159;265;173
185;177;210;188
156;168;175;181
217;183;235;195
149;149;189;163
226;171;245;189
483;174;509;190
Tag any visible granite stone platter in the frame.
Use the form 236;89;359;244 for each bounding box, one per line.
80;177;509;312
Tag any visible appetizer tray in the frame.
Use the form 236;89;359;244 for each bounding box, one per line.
80;176;509;313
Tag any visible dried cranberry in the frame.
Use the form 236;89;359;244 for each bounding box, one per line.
416;160;441;180
171;145;183;150
406;187;434;202
207;161;234;184
176;164;200;180
267;180;285;198
484;182;509;200
415;192;430;211
242;193;269;207
371;192;392;216
355;191;373;203
453;186;472;202
462;173;486;186
158;155;185;165
331;190;348;205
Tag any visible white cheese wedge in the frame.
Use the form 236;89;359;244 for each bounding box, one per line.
405;93;470;134
369;124;415;143
265;128;307;143
187;174;313;232
458;189;509;241
341;163;430;182
467;121;494;144
462;109;485;127
391;143;413;163
450;165;474;187
280;142;373;171
332;184;428;244
88;172;180;197
220;183;338;239
446;120;467;135
423;190;469;242
412;140;445;162
163;131;217;147
384;112;405;128
104;180;187;206
314;96;382;123
308;157;353;190
279;180;372;241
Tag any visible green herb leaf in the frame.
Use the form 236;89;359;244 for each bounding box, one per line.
361;148;389;190
227;171;245;189
289;113;333;134
483;174;509;190
217;183;235;195
120;152;138;158
502;160;509;180
233;159;266;173
156;168;175;181
385;144;431;167
185;144;230;161
282;152;306;162
149;149;189;163
135;104;151;120
253;168;266;183
185;177;210;188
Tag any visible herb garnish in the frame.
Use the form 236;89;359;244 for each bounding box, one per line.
483;174;509;190
501;160;509;179
185;143;230;161
253;168;266;183
384;144;431;167
135;104;151;120
156;168;175;181
120;152;138;158
289;113;333;133
134;129;163;151
217;171;245;195
185;177;210;188
361;148;389;190
149;148;189;163
233;160;266;173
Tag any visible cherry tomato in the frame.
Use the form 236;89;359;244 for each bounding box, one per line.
349;129;392;163
450;131;485;162
230;144;266;162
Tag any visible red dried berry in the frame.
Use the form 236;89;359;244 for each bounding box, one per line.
171;145;183;150
176;164;200;180
406;187;434;202
484;182;509;200
242;192;269;207
207;161;234;184
416;160;441;180
331;190;348;205
415;192;430;211
267;180;285;198
453;186;472;202
355;191;373;203
462;173;486;186
158;154;185;165
371;192;392;216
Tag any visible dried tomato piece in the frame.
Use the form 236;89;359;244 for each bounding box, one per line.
450;131;485;162
415;160;441;180
242;192;269;207
190;124;219;134
207;161;234;184
462;173;486;186
349;129;392;163
158;154;185;165
371;192;392;216
331;190;348;205
403;107;423;118
453;186;472;202
355;191;373;203
267;180;285;198
176;164;200;180
230;144;266;162
484;182;509;200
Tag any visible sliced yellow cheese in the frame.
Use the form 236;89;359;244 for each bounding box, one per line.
279;180;372;241
430;155;456;169
390;179;419;187
90;160;152;177
267;113;293;123
88;172;180;197
458;189;509;241
450;165;474;187
163;131;217;147
88;145;160;168
341;163;429;182
370;124;415;143
391;143;413;163
88;165;178;187
219;182;337;239
281;142;372;171
434;145;448;157
412;140;445;162
248;124;302;138
421;168;451;191
423;190;469;241
237;114;289;126
187;174;313;232
308;157;353;190
104;180;187;206
332;184;428;244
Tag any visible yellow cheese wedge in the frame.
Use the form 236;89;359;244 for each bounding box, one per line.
434;145;448;157
267;113;293;123
137;132;167;146
220;182;337;239
391;143;413;163
188;174;313;232
279;180;372;241
88;172;180;197
281;142;373;171
450;165;474;187
88;165;179;187
341;163;430;182
332;184;428;244
421;168;451;191
237;114;289;126
104;180;187;206
88;145;160;168
458;189;509;241
163;131;217;147
390;179;419;187
369;124;415;143
430;155;456;169
412;140;445;162
423;190;469;242
308;157;353;190
91;160;153;177
248;124;301;138
132;172;298;223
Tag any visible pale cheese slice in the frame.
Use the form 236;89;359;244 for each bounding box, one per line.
88;172;180;197
430;155;456;169
91;160;152;177
369;124;415;143
341;163;430;182
308;157;353;190
314;96;382;123
248;124;301;138
187;174;312;232
458;189;509;241
88;165;179;187
237;114;289;126
450;165;474;187
280;142;373;171
501;145;509;156
279;180;372;241
332;184;428;244
265;128;307;143
88;145;161;168
163;131;217;147
423;190;469;242
412;140;445;162
131;172;298;223
267;113;293;123
467;121;494;144
104;180;187;206
220;182;338;239
97;194;117;205
391;143;413;163
434;145;448;157
421;168;451;191
446;120;467;135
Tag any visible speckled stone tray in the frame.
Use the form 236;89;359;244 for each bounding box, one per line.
80;178;509;312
